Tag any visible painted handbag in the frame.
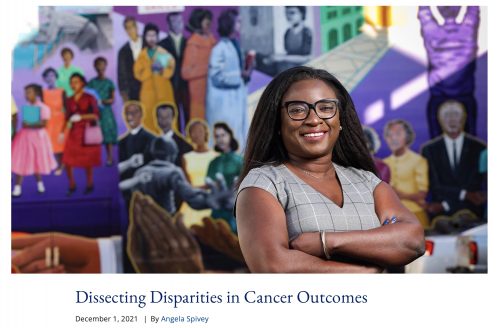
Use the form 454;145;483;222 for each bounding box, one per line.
84;121;103;145
82;95;103;145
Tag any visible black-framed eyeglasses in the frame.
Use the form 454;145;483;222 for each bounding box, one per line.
282;98;340;121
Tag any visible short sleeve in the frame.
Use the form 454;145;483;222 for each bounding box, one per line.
237;168;279;200
234;167;284;216
362;169;382;193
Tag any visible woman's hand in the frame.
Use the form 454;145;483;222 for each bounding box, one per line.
289;232;323;258
58;132;65;144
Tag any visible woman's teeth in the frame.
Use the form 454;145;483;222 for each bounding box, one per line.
303;132;325;137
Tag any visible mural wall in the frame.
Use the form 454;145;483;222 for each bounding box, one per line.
11;6;487;273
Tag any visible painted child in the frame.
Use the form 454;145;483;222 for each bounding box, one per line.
12;84;57;197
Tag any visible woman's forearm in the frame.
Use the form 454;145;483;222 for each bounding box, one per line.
248;247;380;273
397;190;426;204
326;222;425;267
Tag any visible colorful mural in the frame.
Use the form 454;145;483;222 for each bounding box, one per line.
11;6;487;274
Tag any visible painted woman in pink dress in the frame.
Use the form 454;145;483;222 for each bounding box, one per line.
12;84;57;197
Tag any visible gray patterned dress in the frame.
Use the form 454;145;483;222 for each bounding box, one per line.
237;163;382;240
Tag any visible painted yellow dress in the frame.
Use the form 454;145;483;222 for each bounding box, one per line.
133;46;175;135
383;149;430;227
180;149;219;226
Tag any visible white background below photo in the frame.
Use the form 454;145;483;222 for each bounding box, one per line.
1;1;499;328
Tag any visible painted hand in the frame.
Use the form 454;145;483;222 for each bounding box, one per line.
128;192;204;273
191;217;245;263
69;114;82;123
129;154;144;168
12;233;100;273
204;174;236;211
138;171;153;184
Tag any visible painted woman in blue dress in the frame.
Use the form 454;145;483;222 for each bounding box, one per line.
205;9;250;149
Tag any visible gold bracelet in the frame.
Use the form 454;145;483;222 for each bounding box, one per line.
321;231;331;260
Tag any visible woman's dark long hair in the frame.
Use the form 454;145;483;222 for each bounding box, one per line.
237;66;376;188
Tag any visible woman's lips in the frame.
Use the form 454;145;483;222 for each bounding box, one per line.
301;131;327;141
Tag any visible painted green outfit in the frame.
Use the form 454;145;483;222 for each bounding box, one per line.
56;65;84;97
87;77;118;144
206;151;243;232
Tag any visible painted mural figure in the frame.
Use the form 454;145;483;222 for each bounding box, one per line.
159;12;190;133
181;9;217;120
10;5;488;276
117;16;142;102
383;120;429;228
119;138;232;214
12;84;57;197
42;67;67;175
259;6;313;76
155;103;193;168
118;102;156;205
155;103;193;212
62;73;101;196
478;149;487;220
206;9;249;149
362;126;391;184
34;6;100;52
418;6;480;138
88;57;118;166
56;48;84;97
134;23;176;135
11;96;18;140
421;100;486;220
207;123;243;232
180;119;219;227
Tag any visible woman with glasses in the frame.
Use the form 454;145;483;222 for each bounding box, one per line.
235;66;425;273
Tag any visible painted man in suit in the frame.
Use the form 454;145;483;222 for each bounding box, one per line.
117;16;142;101
159;12;190;133
118;102;156;203
155;102;193;211
155;103;193;167
421;100;486;219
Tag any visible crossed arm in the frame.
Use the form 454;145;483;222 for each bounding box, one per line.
236;182;425;273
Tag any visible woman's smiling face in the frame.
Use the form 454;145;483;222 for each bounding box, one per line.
280;79;341;160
